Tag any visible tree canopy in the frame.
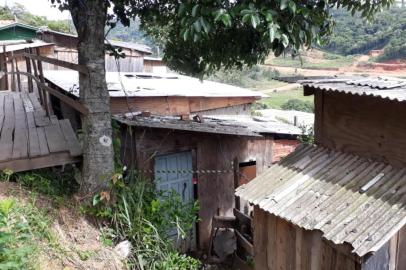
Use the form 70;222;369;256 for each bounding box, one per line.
52;0;394;76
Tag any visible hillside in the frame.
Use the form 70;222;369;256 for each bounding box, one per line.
322;7;406;62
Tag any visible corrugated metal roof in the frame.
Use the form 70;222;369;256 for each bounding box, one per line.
114;114;303;136
43;70;266;99
236;144;406;257
107;40;152;54
0;40;53;53
302;76;406;102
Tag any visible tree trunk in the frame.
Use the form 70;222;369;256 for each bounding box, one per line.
69;0;114;194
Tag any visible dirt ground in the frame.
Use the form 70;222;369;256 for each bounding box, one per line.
269;54;406;78
0;182;125;270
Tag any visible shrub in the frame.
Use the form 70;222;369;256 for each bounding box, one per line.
90;171;201;270
281;99;314;113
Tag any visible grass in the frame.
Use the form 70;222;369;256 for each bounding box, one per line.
0;196;56;269
257;87;314;110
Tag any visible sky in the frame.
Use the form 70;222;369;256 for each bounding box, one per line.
0;0;71;20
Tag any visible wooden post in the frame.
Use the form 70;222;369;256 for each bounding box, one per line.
233;158;241;210
1;45;8;90
35;48;49;116
30;48;42;104
25;49;33;93
14;57;22;92
10;52;16;91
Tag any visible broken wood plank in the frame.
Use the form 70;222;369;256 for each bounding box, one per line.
28;127;41;157
34;110;50;127
36;127;49;156
0;95;14;161
59;119;81;156
12;95;28;159
44;123;67;153
28;92;42;111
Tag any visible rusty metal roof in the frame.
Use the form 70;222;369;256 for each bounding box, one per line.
114;114;303;137
236;144;406;257
302;76;406;102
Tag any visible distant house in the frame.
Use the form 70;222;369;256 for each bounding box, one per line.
236;76;406;270
0;20;156;72
0;22;39;40
43;70;265;118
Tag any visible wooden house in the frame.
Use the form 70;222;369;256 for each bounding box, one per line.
114;113;302;252
236;76;406;270
37;28;153;72
0;21;155;72
43;70;265;120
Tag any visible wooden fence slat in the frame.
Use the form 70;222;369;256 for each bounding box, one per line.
22;53;88;74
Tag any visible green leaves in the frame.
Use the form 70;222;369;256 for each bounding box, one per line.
136;0;393;76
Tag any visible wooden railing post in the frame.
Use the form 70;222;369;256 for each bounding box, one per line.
1;45;8;90
10;52;16;91
34;48;49;116
25;48;33;93
14;57;22;92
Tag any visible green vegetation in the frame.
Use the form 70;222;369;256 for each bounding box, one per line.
268;52;355;69
0;198;53;269
208;65;284;90
89;171;201;270
281;99;314;113
257;88;314;111
322;7;406;61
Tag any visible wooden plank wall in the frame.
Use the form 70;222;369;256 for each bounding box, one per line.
253;207;361;270
314;89;406;168
120;127;275;251
110;96;257;115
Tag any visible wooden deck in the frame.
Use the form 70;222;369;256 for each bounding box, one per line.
0;91;82;173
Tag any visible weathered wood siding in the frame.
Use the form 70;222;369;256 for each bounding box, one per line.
253;206;361;270
121;127;276;251
313;89;406;168
110;96;257;115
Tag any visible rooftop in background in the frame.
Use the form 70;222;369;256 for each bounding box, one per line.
114;113;303;137
236;144;406;257
43;70;266;99
302;76;406;102
258;108;314;128
0;40;53;52
107;40;152;54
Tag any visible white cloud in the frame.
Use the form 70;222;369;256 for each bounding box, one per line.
0;0;71;20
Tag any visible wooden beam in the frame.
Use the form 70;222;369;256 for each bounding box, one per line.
236;229;254;256
22;53;88;74
0;152;81;173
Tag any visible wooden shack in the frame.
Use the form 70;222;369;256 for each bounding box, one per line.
236;76;406;270
114;113;302;252
43;70;265;119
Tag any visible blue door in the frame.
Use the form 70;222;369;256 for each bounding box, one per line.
154;151;195;250
154;151;193;204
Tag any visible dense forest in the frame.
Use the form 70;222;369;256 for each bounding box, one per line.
323;7;406;61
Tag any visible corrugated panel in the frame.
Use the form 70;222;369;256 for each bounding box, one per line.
236;144;406;257
302;76;406;102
